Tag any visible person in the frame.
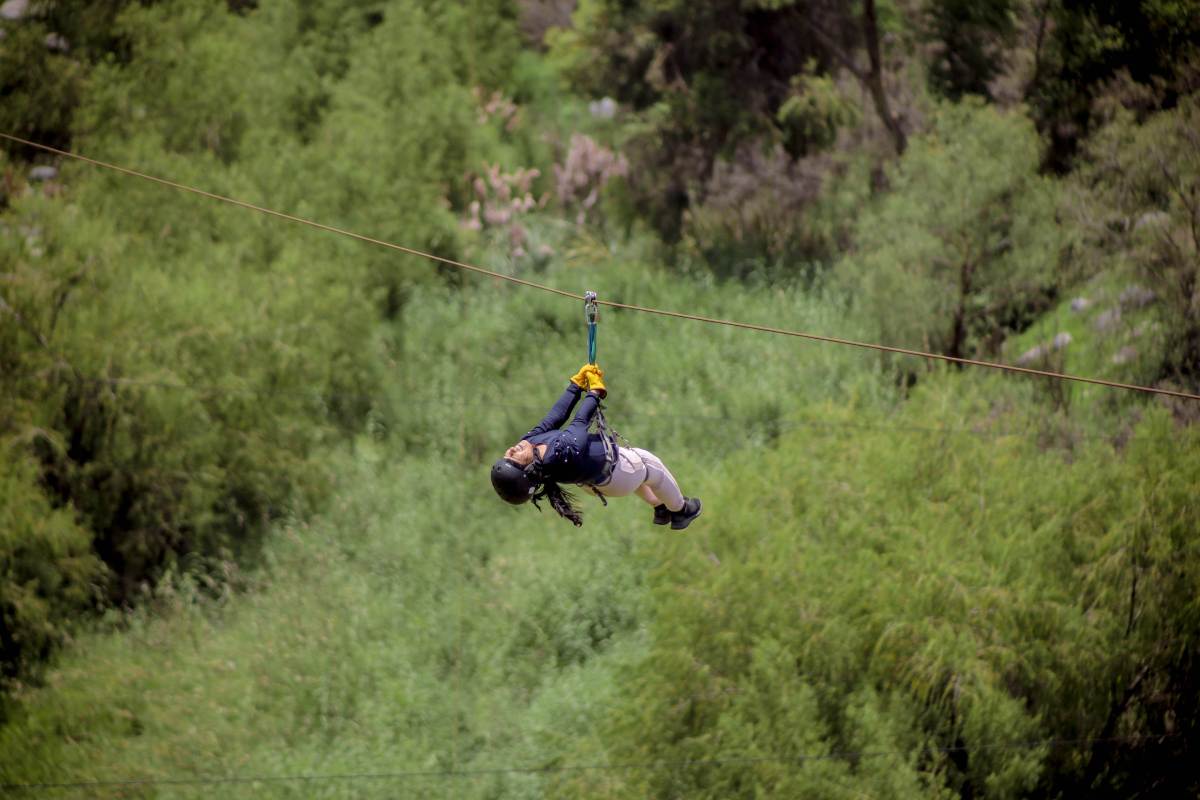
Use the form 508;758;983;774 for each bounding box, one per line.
490;363;702;529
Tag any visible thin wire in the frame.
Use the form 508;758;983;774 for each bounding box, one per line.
0;734;1178;791
4;132;1198;404
596;296;1200;402
0;133;579;301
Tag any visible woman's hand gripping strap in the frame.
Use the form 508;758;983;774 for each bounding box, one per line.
582;364;606;398
570;364;592;390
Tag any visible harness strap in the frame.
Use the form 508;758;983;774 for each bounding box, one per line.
588;484;609;505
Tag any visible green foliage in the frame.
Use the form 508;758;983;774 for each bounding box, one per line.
0;0;534;689
0;17;82;149
0;243;887;794
420;0;523;90
840;101;1062;367
3;2;1200;797
0;0;143;150
923;0;1018;99
0;185;370;602
777;67;862;158
548;0;890;240
0;453;101;696
551;388;1200;799
2;239;1200;800
303;2;478;314
1;245;1198;797
1073;94;1200;390
1028;0;1200;169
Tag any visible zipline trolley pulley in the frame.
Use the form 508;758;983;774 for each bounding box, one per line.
584;290;599;365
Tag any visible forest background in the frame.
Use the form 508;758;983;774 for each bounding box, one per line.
1;0;1199;797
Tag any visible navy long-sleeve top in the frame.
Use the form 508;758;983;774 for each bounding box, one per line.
524;384;611;485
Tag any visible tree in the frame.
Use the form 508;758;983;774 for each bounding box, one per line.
1078;94;1200;391
922;0;1019;100
0;1;146;152
0;454;101;697
841;101;1061;367
1027;0;1200;170
549;0;912;240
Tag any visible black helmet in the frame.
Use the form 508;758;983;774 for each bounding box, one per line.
491;458;538;504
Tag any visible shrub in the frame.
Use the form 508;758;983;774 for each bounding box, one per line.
839;101;1062;371
1075;94;1200;391
555;392;1200;799
0;453;101;697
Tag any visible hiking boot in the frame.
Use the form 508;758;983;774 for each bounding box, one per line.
653;504;671;526
670;497;703;530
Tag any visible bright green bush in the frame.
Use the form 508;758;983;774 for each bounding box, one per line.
1;245;1197;798
839;101;1062;368
0;244;889;796
0;0;532;689
777;68;863;158
0;180;372;598
550;389;1200;799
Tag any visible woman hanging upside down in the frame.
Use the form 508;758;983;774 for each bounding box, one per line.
490;363;702;529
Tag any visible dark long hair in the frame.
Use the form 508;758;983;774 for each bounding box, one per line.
527;462;583;527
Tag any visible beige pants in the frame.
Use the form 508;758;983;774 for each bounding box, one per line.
592;447;685;512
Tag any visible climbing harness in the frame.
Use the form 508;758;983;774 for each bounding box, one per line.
583;290;623;505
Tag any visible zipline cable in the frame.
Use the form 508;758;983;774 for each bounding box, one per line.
596;296;1200;402
0;734;1178;792
4;132;1199;403
0;133;578;301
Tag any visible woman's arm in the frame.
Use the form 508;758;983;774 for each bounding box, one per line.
563;390;602;440
523;383;583;439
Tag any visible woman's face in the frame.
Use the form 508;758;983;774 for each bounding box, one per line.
505;439;535;466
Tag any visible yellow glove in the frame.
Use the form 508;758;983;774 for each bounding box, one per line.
583;364;606;397
570;364;592;390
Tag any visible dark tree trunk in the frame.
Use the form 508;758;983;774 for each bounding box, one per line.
789;2;906;157
950;259;975;363
862;0;907;155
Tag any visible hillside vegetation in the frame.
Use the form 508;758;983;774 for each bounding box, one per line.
1;1;1198;797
